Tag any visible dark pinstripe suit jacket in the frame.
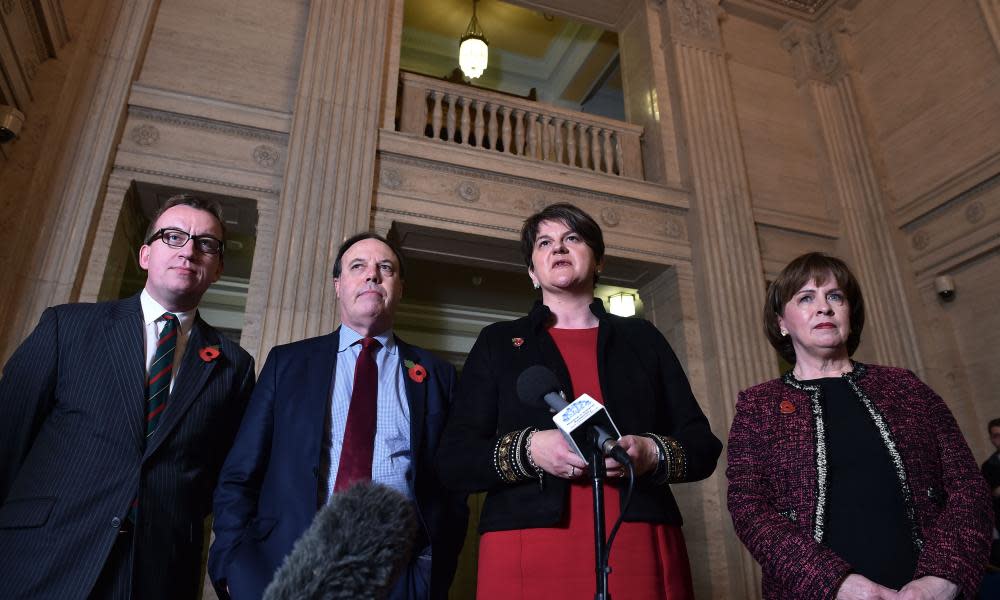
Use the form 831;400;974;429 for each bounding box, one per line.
0;294;255;600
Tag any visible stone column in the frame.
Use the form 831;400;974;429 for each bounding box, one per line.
78;172;133;302
640;262;745;599
618;0;688;187
256;0;394;357
782;20;923;372
660;1;776;596
2;0;159;357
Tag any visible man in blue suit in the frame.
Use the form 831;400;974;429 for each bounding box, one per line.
0;195;255;599
209;233;468;600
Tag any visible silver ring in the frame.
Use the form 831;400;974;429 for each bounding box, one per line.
569;466;576;477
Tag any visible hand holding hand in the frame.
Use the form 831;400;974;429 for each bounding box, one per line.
528;429;588;479
835;574;899;600
604;435;659;478
896;576;959;600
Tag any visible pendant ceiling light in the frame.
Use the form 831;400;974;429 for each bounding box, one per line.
459;0;488;79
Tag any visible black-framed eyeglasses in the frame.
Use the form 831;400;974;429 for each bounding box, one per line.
147;228;225;255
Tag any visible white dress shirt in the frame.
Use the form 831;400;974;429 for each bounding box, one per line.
140;289;196;392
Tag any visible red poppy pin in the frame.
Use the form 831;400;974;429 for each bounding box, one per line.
404;359;427;383
779;400;796;415
512;337;524;348
199;345;221;363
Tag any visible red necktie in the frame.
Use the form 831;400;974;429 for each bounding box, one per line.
333;337;381;493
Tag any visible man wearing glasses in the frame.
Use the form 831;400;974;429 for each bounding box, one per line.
0;194;255;600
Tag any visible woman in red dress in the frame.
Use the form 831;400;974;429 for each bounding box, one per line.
437;203;722;599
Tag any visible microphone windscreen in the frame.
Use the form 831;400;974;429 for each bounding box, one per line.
516;365;562;408
262;482;418;600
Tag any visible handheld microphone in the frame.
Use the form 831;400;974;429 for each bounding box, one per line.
262;482;418;600
516;365;631;466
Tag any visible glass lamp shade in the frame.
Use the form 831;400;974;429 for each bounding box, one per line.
609;293;636;317
459;35;488;79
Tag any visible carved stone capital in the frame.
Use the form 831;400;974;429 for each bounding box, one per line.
663;0;724;50
780;21;847;85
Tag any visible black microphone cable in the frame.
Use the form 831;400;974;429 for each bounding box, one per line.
602;459;636;571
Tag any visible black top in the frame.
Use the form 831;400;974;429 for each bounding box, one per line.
818;377;918;589
983;451;1000;531
436;300;722;533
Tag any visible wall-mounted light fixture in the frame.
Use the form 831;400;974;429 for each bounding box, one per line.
459;0;488;79
0;105;25;143
608;292;636;317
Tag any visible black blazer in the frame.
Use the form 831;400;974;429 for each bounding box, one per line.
0;294;255;600
437;300;722;533
209;329;468;600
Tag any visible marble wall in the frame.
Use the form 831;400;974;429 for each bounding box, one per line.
0;0;997;598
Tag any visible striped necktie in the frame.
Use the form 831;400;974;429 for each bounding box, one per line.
147;312;177;436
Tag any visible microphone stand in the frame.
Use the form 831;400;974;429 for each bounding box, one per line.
588;431;611;600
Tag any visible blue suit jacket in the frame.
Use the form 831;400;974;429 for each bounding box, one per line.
209;328;468;600
0;294;255;600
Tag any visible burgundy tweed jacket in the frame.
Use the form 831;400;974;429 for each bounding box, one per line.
726;363;992;600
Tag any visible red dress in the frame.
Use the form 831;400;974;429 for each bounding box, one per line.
476;327;695;600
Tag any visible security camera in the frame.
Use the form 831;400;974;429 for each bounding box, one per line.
933;275;955;301
0;105;25;143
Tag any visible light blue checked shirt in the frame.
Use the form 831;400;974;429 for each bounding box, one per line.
324;325;412;502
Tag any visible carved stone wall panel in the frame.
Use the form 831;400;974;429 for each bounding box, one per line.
848;0;1000;214
374;153;692;264
114;150;282;196
0;0;52;106
756;223;838;280
129;83;293;134
903;175;1000;281
664;0;724;50
137;0;309;114
726;22;832;229
120;109;288;177
913;249;1000;462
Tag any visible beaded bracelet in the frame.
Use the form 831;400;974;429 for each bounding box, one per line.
643;433;689;484
643;433;670;484
524;428;544;490
513;427;532;479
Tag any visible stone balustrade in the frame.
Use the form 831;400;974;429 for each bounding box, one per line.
398;72;644;179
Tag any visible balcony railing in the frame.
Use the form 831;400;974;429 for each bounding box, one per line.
398;72;643;179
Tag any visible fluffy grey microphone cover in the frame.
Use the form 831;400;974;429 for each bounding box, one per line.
262;482;418;600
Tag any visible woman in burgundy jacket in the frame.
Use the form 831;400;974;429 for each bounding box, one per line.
727;253;992;600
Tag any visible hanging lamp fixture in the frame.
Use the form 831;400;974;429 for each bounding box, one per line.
608;292;637;317
459;0;489;79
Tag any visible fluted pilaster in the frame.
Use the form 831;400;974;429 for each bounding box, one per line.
783;21;923;372
257;0;393;356
666;0;776;408
663;1;774;597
